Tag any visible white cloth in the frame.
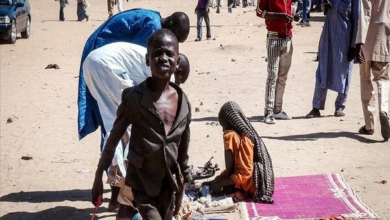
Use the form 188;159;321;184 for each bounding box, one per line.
83;42;150;176
83;42;151;134
117;0;123;12
83;42;174;176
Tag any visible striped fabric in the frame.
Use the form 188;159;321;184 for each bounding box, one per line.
219;101;275;203
264;35;293;115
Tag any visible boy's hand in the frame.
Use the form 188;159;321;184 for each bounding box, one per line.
91;170;104;206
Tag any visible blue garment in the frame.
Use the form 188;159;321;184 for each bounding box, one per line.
77;8;162;140
315;0;359;94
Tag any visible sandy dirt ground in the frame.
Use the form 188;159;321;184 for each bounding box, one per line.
0;0;389;219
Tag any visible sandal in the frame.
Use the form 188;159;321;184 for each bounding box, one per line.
358;126;374;135
306;108;321;118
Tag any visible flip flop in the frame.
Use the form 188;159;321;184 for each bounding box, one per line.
358;126;374;135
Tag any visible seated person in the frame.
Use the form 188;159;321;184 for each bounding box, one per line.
203;101;274;203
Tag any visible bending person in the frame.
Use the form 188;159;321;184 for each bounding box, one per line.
78;8;190;142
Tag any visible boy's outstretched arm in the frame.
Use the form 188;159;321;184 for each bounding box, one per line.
91;96;131;206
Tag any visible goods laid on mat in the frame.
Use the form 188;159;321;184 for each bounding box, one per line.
240;173;378;220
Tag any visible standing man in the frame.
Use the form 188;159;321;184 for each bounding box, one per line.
356;0;390;141
256;0;299;124
306;0;359;118
195;0;211;41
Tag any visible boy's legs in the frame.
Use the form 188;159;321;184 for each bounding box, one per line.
133;186;175;220
116;185;140;220
274;37;293;116
264;35;283;117
196;10;203;40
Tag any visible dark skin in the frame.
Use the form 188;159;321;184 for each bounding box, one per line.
355;43;364;64
91;34;181;211
109;52;190;217
161;13;190;43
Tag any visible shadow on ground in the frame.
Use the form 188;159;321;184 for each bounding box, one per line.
0;189;110;203
262;131;384;143
0;189;115;220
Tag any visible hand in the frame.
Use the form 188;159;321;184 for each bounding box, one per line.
210;180;223;193
293;14;300;22
347;47;356;62
91;171;104;206
279;13;293;23
355;44;365;63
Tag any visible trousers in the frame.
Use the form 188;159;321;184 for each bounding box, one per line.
264;34;293;115
360;61;390;130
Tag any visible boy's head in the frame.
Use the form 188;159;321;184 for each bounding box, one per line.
163;12;190;43
146;29;180;80
174;53;190;85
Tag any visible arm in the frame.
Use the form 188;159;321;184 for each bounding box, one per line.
355;0;371;63
256;0;293;22
173;102;192;215
229;136;254;187
91;92;131;205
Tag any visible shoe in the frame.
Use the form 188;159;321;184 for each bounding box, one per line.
195;38;201;42
206;37;211;40
86;15;89;22
306;108;321;118
334;109;345;117
379;111;390;141
358;126;374;135
264;114;275;124
273;111;292;120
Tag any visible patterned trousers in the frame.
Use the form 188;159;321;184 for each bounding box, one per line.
360;61;390;130
264;34;293;115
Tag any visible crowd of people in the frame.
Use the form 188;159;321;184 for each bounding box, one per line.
71;0;389;219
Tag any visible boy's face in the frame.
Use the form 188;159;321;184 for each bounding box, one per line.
146;35;179;80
